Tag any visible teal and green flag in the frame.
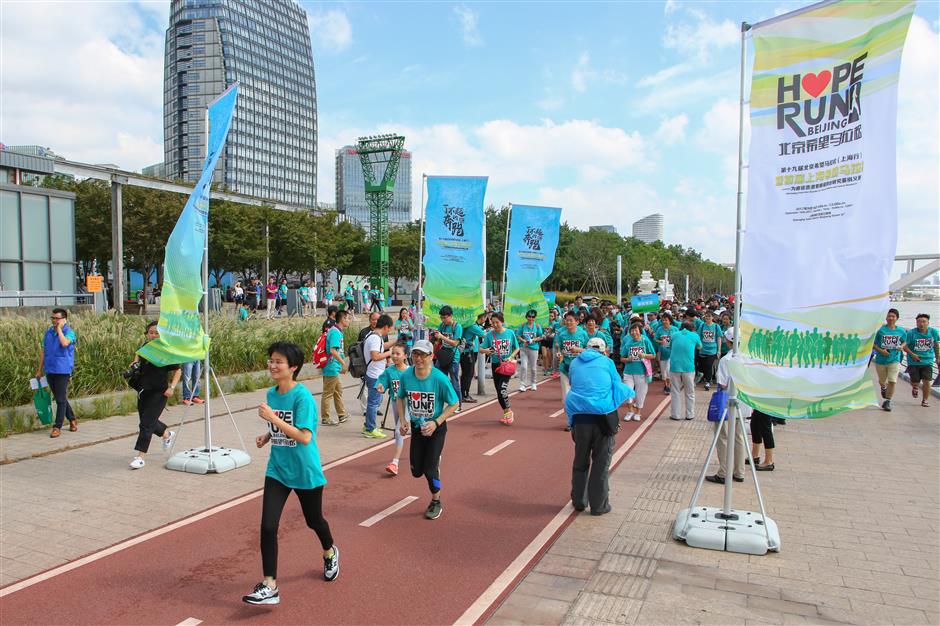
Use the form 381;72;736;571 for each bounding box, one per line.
503;204;562;327
137;84;238;366
421;176;488;326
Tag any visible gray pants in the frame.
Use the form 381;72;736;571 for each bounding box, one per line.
669;371;695;419
571;420;614;514
715;418;746;479
519;349;539;388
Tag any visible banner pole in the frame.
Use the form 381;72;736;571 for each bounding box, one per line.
416;173;427;331
202;105;214;468
501;204;512;311
616;255;622;306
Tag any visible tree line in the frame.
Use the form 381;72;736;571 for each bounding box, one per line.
42;177;733;300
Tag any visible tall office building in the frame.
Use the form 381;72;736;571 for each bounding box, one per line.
632;213;664;243
335;146;413;226
162;0;317;206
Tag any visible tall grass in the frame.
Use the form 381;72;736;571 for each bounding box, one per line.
0;314;359;408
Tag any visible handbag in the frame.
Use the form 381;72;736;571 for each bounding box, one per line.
495;360;516;376
707;388;728;422
122;361;144;391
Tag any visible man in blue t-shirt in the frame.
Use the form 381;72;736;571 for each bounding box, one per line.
37;307;77;438
321;310;349;426
669;321;702;421
905;313;939;406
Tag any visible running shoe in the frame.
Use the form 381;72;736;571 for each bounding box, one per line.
463;396;477;403
531;383;538;392
552;372;560;380
519;385;528;392
385;462;399;476
338;415;348;423
623;412;634;422
664;387;671;395
500;410;514;426
633;413;641;422
129;457;145;469
882;400;892;412
162;430;176;451
324;545;339;581
364;429;387;439
425;499;443;520
242;582;280;605
704;383;711;391
192;396;205;405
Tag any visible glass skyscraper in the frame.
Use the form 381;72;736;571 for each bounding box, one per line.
163;0;317;206
335;146;413;226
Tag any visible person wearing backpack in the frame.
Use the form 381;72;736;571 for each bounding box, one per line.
320;310;349;426
363;315;394;438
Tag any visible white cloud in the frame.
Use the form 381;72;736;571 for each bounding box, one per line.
654;113;689;145
663;9;739;62
637;62;695;88
308;9;353;53
454;5;483;47
0;2;165;170
570;52;628;93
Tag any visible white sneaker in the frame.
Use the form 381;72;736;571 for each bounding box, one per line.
129;456;145;469
531;383;537;392
242;581;280;605
633;413;642;421
623;412;635;422
162;430;176;451
519;385;528;392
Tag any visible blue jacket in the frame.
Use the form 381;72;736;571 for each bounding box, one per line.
564;350;635;426
43;324;77;375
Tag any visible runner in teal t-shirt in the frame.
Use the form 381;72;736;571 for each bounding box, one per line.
244;342;337;606
697;311;721;390
905;313;939;407
654;314;678;395
873;308;907;412
396;340;459;520
376;344;409;476
322;325;345;377
481;313;521;423
554;311;589;425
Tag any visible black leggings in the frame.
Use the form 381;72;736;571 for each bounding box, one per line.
410;422;447;494
261;476;333;579
135;389;168;453
492;364;511;410
750;410;775;449
46;373;75;428
460;352;476;397
699;354;717;384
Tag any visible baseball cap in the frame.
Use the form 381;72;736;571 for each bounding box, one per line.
586;337;607;351
412;339;434;354
724;327;735;342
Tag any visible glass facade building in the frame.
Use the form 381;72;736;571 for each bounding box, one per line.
163;0;317;206
632;213;664;244
335;146;413;226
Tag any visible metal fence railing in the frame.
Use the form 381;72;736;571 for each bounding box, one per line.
0;293;98;307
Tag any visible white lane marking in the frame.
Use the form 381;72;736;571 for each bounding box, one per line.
359;496;419;527
454;395;670;626
0;379;545;598
483;440;515;456
175;619;203;626
549;408;565;418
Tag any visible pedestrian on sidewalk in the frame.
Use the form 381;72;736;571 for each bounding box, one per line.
554;310;589;420
904;313;938;408
363;315;394;439
516;309;543;392
750;409;777;471
669;321;702;421
343;282;356;317
129;322;180;469
873;308;907;411
460;312;487;403
37;307;78;438
376;344;409;475
620;323;656;422
698;310;722;391
396;339;459;520
265;278;278;319
480;312;520;425
243;341;339;606
565;337;635;516
180;360;204;406
706;327;748;485
321;310;349;426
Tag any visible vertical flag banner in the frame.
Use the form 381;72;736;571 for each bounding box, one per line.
503;205;562;327
729;1;914;418
421;176;488;326
137;84;238;366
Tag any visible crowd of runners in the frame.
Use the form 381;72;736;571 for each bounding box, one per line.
32;295;939;607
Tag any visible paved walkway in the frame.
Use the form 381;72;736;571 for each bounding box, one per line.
489;377;940;625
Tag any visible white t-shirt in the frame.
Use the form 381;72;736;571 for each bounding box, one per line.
365;333;386;379
716;353;752;418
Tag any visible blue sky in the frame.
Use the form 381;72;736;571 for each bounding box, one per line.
2;0;938;268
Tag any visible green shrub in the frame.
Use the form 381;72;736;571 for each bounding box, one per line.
0;314;359;407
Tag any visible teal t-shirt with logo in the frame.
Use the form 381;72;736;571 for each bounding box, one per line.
517;322;543;351
906;327;939;366
377;365;407;397
396;366;459;425
554;327;589;374
265;384;326;490
322;327;345;376
873;325;906;365
620;335;656;376
699;323;722;356
670;329;703;373
437;322;464;355
655;325;678;360
482;329;520;364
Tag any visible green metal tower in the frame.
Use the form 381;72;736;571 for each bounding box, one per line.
356;134;406;296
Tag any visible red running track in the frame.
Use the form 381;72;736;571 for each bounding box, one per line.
1;378;667;625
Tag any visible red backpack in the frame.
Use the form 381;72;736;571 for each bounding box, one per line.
311;331;330;369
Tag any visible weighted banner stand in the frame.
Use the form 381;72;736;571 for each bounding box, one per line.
672;20;780;555
166;93;251;475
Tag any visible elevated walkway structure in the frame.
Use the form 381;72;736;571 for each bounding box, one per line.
892;254;940;293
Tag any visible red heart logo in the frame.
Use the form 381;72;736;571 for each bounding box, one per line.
411;392;422;401
801;71;831;98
